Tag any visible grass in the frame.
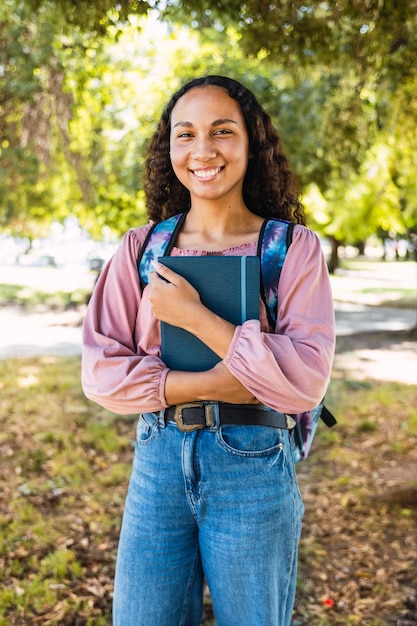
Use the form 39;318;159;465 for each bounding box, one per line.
0;356;416;624
0;283;90;310
330;260;417;309
338;258;414;271
0;256;416;624
293;372;417;625
0;356;135;625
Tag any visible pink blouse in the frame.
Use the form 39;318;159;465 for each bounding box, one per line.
81;223;335;415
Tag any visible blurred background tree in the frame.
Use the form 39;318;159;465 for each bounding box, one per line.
1;0;416;268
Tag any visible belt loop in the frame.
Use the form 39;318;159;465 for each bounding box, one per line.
158;409;167;428
206;402;220;431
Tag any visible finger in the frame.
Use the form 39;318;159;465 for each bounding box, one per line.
151;260;179;284
148;270;163;286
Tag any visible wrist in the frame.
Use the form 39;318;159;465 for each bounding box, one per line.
181;302;212;336
164;368;219;405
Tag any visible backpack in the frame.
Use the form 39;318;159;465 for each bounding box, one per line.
138;212;336;462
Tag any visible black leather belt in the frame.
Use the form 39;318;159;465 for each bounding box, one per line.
163;402;296;432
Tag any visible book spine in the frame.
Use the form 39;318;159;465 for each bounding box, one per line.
241;256;248;323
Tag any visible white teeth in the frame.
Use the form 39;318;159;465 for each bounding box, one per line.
194;168;221;179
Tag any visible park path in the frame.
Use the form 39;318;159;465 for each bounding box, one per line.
1;259;416;382
0;301;416;384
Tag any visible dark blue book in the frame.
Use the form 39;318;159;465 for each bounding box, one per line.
158;255;260;372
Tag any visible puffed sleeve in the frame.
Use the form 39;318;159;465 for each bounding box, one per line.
81;227;170;415
223;225;335;413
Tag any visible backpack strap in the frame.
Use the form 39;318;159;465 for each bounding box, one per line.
319;404;337;428
257;218;295;327
257;218;336;460
138;212;187;288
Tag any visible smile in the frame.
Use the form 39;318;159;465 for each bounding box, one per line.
192;167;222;180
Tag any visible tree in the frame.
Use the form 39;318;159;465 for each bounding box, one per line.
21;1;417;85
0;2;102;237
162;1;417;81
2;0;417;263
1;9;296;238
0;2;54;236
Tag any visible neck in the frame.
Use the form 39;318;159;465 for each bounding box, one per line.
176;204;264;251
186;199;254;231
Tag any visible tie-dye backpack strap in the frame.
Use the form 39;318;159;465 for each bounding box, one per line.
291;404;337;463
257;218;294;327
138;212;187;287
257;218;336;463
291;404;323;463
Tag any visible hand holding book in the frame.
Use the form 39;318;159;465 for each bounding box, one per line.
149;259;237;362
152;256;260;372
149;260;203;330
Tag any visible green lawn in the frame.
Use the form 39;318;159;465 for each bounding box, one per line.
0;356;416;625
0;357;133;625
0;256;416;624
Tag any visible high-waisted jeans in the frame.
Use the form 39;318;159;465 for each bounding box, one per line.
113;410;304;626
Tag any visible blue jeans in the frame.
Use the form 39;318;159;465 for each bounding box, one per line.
113;410;304;626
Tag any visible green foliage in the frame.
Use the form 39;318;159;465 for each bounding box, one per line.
1;1;416;251
25;0;150;34
160;0;417;80
0;2;55;235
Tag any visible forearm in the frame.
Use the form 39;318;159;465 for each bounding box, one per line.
184;304;236;360
164;362;259;406
81;226;171;415
223;322;334;413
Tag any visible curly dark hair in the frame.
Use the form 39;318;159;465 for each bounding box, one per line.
144;75;305;225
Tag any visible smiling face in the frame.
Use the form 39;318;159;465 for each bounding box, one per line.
169;86;250;207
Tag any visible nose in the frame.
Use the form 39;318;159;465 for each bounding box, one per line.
192;136;217;161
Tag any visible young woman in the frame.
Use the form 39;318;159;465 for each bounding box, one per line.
82;75;335;626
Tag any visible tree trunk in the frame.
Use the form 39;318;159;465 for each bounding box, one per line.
327;236;340;274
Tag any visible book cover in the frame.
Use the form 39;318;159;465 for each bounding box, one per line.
158;255;260;372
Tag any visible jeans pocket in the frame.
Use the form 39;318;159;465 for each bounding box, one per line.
217;424;286;457
136;412;160;446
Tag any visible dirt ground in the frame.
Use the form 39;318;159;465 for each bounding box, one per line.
1;301;416;625
293;327;417;626
202;327;417;625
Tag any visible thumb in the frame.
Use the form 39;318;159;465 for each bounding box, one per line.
151;260;178;284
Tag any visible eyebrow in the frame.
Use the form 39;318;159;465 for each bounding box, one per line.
173;118;238;129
